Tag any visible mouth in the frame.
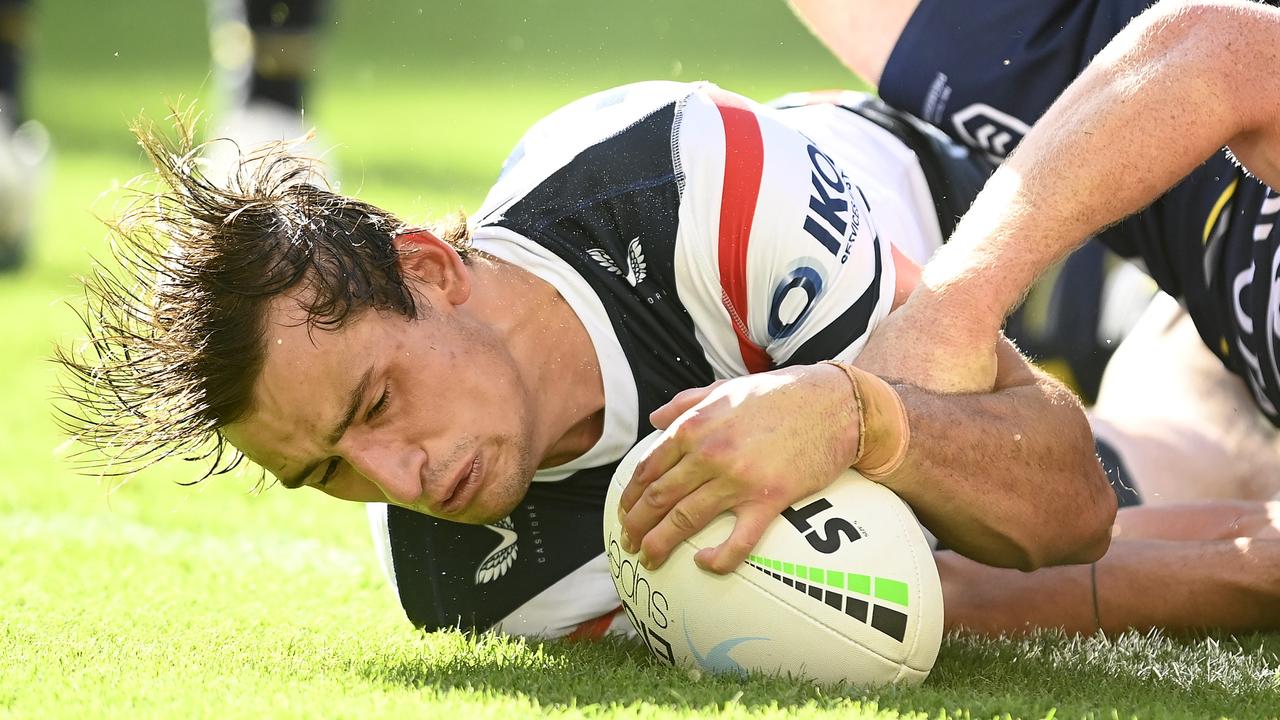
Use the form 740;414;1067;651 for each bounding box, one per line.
438;451;482;515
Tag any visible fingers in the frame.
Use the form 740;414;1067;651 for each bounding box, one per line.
620;455;720;553
693;504;778;574
623;379;730;516
618;430;685;516
630;480;738;570
649;380;725;429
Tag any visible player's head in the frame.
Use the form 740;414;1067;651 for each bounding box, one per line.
56;117;539;524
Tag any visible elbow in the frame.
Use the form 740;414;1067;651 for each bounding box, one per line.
1012;520;1112;572
1019;504;1114;570
1140;1;1271;121
1014;432;1118;572
1073;441;1120;563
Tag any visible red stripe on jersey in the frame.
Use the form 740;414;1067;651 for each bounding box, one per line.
566;606;622;641
710;90;773;374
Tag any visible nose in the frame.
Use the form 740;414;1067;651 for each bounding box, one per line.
342;440;424;507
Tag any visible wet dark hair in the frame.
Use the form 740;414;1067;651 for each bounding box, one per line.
54;110;471;480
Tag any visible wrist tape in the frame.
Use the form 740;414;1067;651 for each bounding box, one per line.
821;360;911;480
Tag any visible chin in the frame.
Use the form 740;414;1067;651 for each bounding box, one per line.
478;474;532;523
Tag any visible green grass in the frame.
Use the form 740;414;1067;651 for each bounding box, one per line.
3;1;1278;718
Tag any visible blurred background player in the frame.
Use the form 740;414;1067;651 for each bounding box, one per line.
205;0;329;182
0;0;328;273
0;0;48;273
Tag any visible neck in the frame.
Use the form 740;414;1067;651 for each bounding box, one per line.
465;253;605;468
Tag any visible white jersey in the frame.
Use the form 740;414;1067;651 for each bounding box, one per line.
368;82;951;639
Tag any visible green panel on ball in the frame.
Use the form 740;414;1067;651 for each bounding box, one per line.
875;578;910;607
847;573;871;595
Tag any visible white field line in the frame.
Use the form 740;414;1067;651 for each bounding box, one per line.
1;512;375;578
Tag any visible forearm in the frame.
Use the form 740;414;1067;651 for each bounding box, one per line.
939;539;1280;636
786;0;920;86
924;0;1280;331
882;375;1114;570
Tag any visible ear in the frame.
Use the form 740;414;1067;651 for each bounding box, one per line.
393;230;471;306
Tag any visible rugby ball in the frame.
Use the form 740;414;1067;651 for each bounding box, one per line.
603;430;943;685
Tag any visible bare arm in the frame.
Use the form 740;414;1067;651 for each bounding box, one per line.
617;249;1112;573
616;334;1114;573
925;0;1280;343
787;0;921;87
878;338;1116;571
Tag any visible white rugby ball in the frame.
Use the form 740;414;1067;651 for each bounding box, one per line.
603;430;943;685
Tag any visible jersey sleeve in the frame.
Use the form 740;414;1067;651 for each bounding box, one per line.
671;84;898;377
878;0;1153;161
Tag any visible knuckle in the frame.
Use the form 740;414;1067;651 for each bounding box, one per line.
674;413;706;439
699;437;738;467
668;504;700;534
642;486;668;509
629;459;648;482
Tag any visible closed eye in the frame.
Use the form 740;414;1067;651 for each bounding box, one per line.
315;458;340;488
367;382;392;420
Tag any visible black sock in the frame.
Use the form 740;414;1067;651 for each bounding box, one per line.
245;0;324;112
0;0;30;127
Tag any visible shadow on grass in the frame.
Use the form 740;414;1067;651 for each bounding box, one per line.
349;629;1280;718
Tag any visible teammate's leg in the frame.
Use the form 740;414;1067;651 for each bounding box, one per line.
206;0;329;182
786;0;920;87
1090;293;1280;503
0;0;45;272
0;0;26;127
243;0;323;114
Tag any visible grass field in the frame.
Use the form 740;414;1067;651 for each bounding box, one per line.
2;1;1278;718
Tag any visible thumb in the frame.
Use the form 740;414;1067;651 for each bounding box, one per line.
693;504;775;574
650;380;725;429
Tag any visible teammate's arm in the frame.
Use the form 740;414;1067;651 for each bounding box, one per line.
876;335;1116;571
786;0;920;87
856;0;1280;393
620;251;1115;574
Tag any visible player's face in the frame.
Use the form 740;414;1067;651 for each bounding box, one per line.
222;294;538;525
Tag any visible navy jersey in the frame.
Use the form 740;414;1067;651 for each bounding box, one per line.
881;0;1280;423
367;82;968;639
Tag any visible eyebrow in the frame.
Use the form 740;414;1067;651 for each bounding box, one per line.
278;366;374;489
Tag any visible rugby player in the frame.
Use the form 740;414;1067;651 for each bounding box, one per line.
790;0;1280;403
59;81;1116;639
777;0;1280;634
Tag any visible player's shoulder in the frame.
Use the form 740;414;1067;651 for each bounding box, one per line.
477;81;717;221
500;81;704;169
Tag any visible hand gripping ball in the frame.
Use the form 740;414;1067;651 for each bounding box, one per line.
603;430;944;685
